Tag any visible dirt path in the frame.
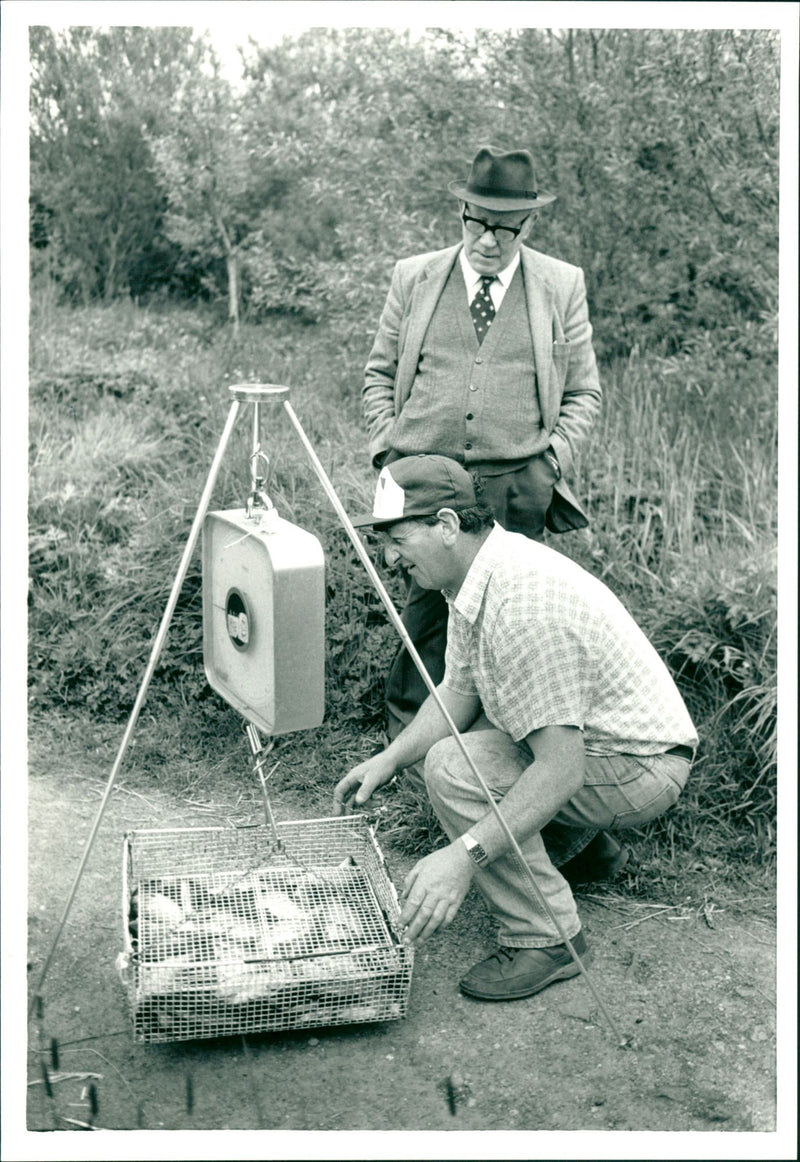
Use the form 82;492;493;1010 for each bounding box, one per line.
22;762;778;1143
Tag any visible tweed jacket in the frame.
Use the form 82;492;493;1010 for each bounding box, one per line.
362;243;602;529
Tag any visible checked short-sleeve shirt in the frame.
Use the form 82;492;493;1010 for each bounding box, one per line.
443;525;698;755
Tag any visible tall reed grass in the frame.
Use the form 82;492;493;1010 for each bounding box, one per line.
27;295;778;864
561;347;778;862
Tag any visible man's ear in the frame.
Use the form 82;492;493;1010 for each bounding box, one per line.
436;508;461;543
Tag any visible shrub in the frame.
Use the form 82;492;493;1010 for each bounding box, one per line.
645;547;777;859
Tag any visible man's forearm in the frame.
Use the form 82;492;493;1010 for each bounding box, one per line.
383;685;481;775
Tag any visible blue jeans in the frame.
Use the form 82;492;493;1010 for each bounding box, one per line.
423;728;690;948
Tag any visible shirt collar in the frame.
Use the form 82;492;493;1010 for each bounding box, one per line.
448;523;507;623
460;248;521;293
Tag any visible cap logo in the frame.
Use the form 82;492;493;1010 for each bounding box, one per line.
373;466;407;521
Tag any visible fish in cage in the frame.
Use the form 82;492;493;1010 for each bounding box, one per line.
121;818;414;1042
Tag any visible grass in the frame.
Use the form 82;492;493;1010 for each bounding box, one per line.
27;292;778;882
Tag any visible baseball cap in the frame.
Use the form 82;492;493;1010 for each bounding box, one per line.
351;455;478;529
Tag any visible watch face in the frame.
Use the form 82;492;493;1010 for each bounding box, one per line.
463;834;488;866
469;842;488;866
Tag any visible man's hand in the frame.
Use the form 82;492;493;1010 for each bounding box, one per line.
400;842;475;944
332;753;396;816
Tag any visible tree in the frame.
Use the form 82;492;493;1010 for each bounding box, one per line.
487;27;779;358
29;25;200;300
239;27;501;337
149;47;333;329
30;23;779;361
237;25;776;356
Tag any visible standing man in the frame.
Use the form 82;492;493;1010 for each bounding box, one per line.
362;146;602;740
335;456;697;1000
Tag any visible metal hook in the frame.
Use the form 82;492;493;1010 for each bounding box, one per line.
250;448;271;485
246;450;276;520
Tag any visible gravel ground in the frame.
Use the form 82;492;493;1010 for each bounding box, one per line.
11;760;792;1159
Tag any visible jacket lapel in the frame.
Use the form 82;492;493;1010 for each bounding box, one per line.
396;246;462;400
521;248;557;432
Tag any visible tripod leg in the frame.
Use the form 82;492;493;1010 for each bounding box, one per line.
29;399;243;1016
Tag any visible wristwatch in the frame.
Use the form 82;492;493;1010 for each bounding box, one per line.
462;832;490;867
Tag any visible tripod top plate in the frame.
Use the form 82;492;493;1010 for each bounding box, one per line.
229;384;290;403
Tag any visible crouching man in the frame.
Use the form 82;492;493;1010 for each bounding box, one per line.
334;454;698;1001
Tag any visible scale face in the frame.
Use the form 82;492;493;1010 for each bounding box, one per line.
202;509;325;735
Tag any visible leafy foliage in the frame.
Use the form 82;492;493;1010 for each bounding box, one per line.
492;29;779;359
29;26;202;300
147;63;326;325
30;26;779;363
323;534;405;729
647;550;777;851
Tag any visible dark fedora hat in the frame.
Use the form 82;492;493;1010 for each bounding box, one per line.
448;146;556;211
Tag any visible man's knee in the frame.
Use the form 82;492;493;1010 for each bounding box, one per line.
423;736;463;798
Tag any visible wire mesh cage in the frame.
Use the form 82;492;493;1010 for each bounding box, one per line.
120;816;414;1044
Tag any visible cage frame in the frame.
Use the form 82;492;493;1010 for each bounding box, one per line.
120;814;414;1044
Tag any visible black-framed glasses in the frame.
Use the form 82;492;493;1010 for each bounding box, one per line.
461;210;529;243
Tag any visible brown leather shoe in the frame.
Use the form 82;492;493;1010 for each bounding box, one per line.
459;930;592;1001
560;832;629;886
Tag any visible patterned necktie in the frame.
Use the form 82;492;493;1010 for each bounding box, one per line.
470;276;496;344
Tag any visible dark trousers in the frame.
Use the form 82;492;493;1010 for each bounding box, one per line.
385;452;557;738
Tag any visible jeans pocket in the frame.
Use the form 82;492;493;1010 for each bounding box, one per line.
611;779;681;829
584;752;656;787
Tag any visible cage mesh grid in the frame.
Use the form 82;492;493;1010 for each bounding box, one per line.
122;816;413;1043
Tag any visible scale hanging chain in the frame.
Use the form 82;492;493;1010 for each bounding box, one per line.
245;724;282;850
243;723;357;890
246;449;274;519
